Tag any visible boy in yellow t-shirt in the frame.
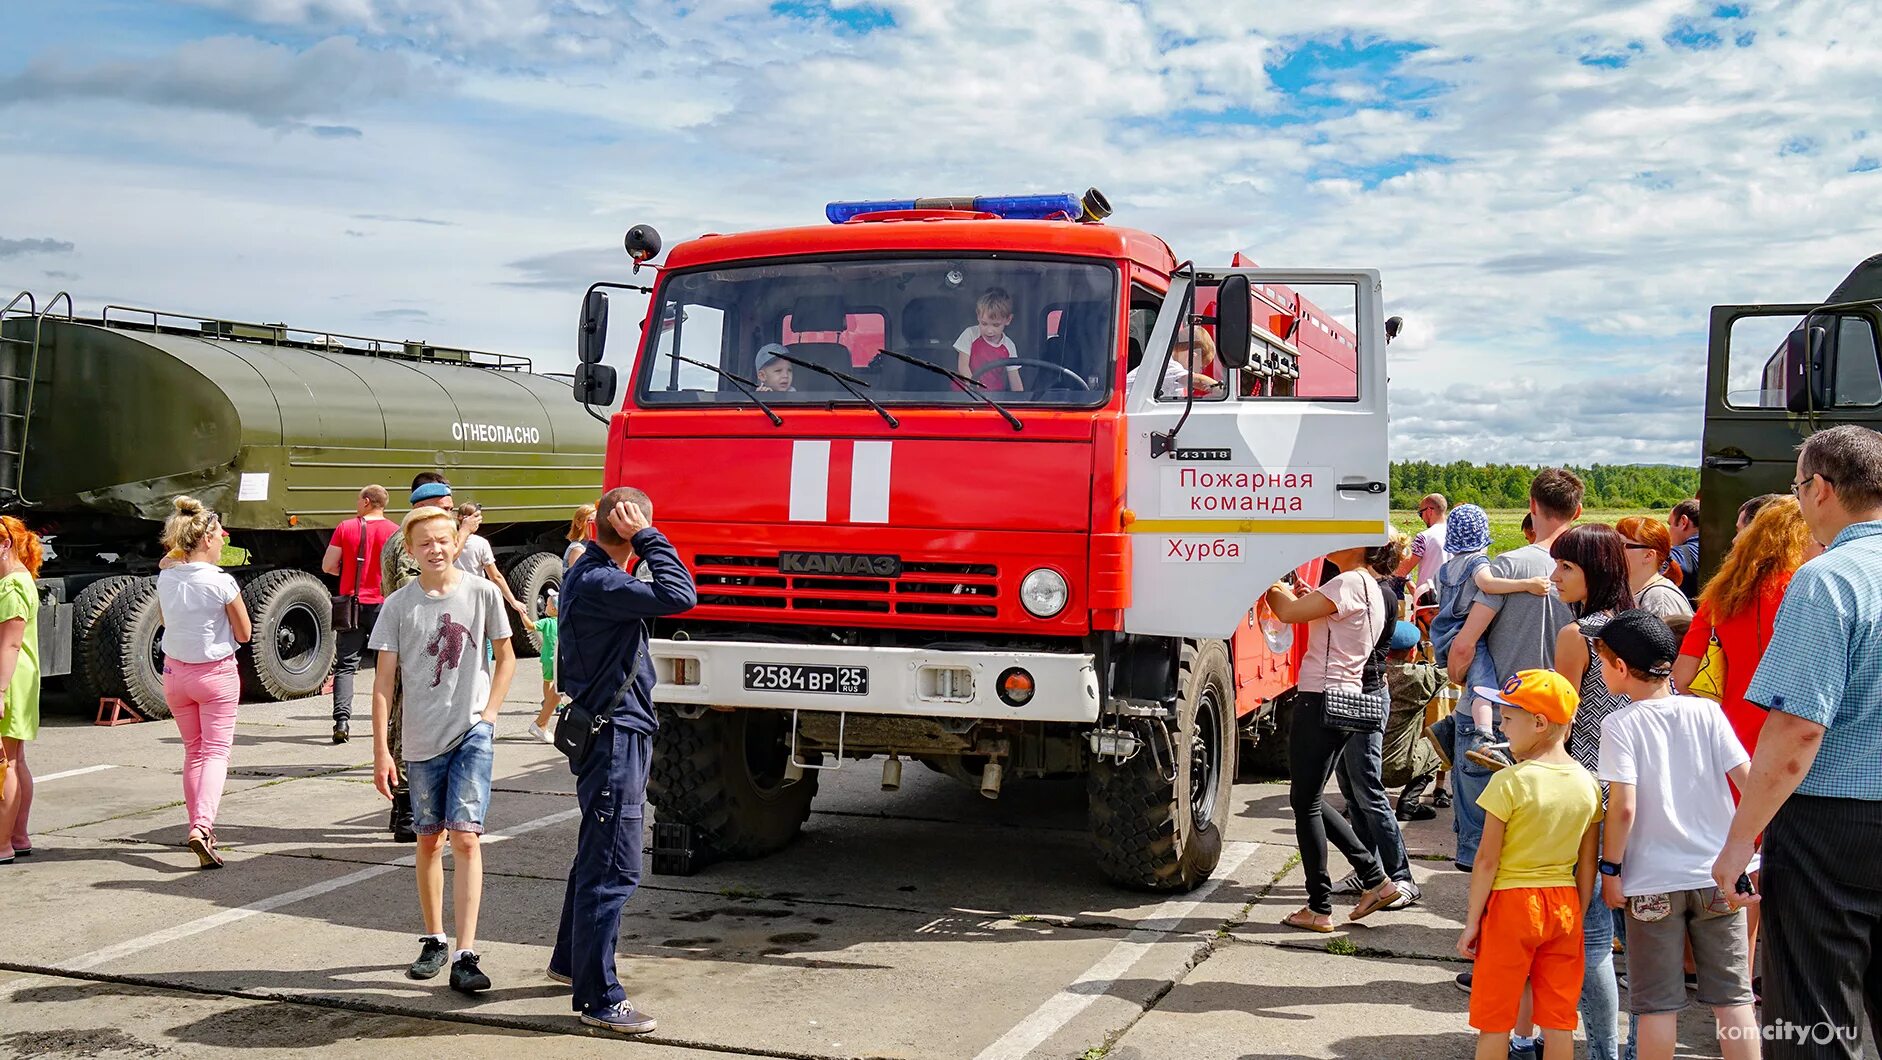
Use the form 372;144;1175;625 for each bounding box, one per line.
1456;670;1603;1060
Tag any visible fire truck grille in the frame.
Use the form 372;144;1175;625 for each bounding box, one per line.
692;555;1000;619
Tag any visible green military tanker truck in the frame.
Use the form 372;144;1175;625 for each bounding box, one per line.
0;293;605;719
1699;254;1882;576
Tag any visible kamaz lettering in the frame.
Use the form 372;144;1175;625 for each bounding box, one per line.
778;552;902;577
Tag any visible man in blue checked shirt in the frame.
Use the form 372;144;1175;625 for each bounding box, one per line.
1714;425;1882;1059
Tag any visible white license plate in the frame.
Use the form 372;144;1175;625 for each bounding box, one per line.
743;663;869;696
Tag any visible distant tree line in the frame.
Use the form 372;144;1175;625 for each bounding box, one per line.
1391;462;1700;511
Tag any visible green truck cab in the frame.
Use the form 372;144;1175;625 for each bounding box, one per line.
1700;254;1882;578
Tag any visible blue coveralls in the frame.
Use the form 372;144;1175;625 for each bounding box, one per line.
548;531;696;1014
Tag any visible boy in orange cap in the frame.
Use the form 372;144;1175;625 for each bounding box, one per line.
1457;669;1604;1060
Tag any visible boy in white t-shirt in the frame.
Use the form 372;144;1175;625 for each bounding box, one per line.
1593;610;1758;1060
953;287;1022;391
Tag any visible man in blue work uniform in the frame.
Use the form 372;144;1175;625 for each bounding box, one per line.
548;486;695;1034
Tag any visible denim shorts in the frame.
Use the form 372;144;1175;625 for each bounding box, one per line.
407;721;495;836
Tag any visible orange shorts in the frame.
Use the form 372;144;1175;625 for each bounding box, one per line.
1469;885;1585;1033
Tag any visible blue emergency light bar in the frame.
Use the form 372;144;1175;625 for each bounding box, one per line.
825;189;1110;224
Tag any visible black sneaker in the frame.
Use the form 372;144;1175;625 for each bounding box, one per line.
1330;871;1367;896
581;1001;657;1035
332;722;350;745
1397;799;1438;822
1434;789;1452;809
1454;971;1472;994
407;937;449;980
450;952;491;994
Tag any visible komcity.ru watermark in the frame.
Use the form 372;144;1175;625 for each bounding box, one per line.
1723;1021;1862;1046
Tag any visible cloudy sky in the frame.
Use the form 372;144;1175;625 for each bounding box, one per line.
2;0;1876;464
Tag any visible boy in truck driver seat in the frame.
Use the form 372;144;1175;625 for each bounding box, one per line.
753;344;795;392
954;286;1023;391
1457;670;1602;1060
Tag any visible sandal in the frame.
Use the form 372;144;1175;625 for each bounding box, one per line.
188;830;224;870
1349;881;1402;922
1281;908;1335;934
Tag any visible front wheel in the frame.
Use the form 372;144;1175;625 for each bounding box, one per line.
238;570;335;701
1088;639;1235;891
649;709;818;862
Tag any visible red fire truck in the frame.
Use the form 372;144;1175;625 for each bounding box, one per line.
573;192;1391;891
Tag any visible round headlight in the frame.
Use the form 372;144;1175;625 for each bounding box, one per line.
1019;568;1069;618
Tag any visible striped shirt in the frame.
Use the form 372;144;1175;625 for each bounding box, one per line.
1745;520;1882;799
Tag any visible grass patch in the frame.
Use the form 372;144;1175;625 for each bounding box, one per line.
1324;936;1358;956
717;884;767;901
1393;508;1644;557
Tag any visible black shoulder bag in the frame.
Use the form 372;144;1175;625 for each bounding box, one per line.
331;517;368;632
1321;576;1390;733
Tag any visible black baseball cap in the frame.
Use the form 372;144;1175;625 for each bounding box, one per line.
1596;609;1680;679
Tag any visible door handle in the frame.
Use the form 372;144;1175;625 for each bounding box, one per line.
1336;481;1388;494
1702;455;1752;471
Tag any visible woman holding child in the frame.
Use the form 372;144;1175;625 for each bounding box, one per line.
1545;523;1636;1060
1266;541;1405;932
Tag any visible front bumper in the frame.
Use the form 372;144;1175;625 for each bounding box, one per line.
649;638;1100;723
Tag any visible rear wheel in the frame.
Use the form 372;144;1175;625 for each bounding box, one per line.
96;577;168;720
1088;639;1235;891
239;569;335;701
649;709;818;861
502;551;561;657
70;574;139;707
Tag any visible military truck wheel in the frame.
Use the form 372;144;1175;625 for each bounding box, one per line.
71;574;139;708
239;569;335;702
503;551;560;658
650;709;818;861
97;578;169;721
1088;639;1235;892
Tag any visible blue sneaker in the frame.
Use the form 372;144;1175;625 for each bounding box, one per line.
581;1002;657;1035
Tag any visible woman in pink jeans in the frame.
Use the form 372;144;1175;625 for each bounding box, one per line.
156;497;251;869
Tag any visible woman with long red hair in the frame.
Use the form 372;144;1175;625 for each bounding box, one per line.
1672;496;1810;759
0;516;45;864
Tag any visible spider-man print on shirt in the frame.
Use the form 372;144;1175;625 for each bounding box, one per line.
426;611;473;687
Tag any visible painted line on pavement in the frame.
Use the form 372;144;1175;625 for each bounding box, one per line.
37;764;119;782
971;840;1259;1060
61;807;581;972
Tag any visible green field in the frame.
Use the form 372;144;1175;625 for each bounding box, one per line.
1391;509;1644;557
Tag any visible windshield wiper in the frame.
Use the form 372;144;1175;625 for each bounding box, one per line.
669;353;782;426
872;347;1023;431
770;352;899;428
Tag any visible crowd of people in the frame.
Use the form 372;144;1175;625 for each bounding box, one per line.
1268;424;1882;1060
0;474;693;1034
2;425;1879;1048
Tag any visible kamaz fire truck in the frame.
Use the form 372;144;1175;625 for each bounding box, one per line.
572;191;1390;891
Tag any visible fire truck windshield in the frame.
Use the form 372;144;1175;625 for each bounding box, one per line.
637;257;1118;409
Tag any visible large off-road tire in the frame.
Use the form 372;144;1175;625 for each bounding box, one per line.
502;551;561;658
239;569;335;702
70;574;139;708
1089;639;1236;891
96;577;169;720
649;709;819;861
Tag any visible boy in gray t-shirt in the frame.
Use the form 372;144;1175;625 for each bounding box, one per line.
370;507;515;995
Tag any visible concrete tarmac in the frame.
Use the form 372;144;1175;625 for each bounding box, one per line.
0;684;1805;1059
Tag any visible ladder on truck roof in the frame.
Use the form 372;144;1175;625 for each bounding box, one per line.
0;291;69;508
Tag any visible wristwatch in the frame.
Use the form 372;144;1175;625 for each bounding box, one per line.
1598;859;1624;877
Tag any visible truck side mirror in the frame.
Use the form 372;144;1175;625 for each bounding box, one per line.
1783;323;1833;414
573;363;618;407
579;289;610;365
1214;274;1252;371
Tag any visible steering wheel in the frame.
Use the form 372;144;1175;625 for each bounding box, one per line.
973;358;1094;392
